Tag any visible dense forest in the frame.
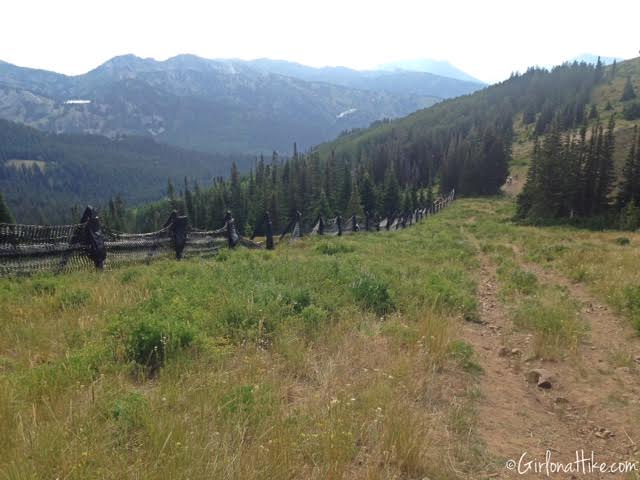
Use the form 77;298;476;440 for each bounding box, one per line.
102;60;615;234
517;68;640;229
0;120;252;223
517;118;640;229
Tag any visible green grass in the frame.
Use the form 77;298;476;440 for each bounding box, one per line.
0;205;483;479
4;196;639;477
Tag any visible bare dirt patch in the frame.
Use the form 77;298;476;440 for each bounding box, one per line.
460;234;640;478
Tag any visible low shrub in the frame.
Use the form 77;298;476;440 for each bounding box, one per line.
299;304;328;333
448;340;482;374
623;285;640;332
109;313;197;369
352;273;395;315
314;242;355;255
30;277;57;295
282;288;312;314
110;392;150;433
423;272;478;320
59;289;91;309
119;270;139;284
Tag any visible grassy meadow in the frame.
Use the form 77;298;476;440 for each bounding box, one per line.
2;197;640;479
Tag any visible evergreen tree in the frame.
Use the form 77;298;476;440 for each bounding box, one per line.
229;162;246;233
0;191;15;223
311;190;332;220
618;126;640;208
522;105;536;124
595;116;616;211
359;172;378;216
595;57;604;82
344;182;364;218
621;77;637;102
382;165;401;216
426;184;434;206
620;202;640;231
183;177;195;224
167;179;178;211
588;104;598;120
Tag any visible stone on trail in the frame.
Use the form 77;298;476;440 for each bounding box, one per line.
526;368;555;389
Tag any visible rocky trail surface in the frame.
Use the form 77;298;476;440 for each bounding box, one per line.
459;230;640;479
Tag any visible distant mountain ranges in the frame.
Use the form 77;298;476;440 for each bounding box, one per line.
0;55;484;154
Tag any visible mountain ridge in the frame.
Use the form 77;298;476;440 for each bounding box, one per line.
376;58;484;83
0;54;483;154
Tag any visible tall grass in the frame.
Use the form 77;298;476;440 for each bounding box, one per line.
0;206;485;478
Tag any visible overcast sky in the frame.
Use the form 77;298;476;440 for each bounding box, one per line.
1;0;638;83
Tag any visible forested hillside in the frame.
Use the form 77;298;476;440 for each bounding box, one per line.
116;59;640;235
0;120;251;223
4;58;639;230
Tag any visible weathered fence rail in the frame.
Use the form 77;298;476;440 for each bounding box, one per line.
0;190;454;276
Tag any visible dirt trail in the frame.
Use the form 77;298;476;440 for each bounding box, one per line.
458;232;640;479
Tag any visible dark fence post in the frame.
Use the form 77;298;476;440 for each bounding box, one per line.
352;215;358;232
295;211;303;238
224;210;239;248
337;215;343;236
165;210;188;260
80;206;106;269
364;211;371;232
264;212;274;250
315;215;325;235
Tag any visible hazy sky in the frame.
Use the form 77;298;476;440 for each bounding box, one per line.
2;0;638;83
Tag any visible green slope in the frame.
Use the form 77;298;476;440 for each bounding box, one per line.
317;57;640;182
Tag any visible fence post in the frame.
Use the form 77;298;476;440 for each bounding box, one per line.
164;210;188;260
352;215;358;232
264;212;274;250
295;211;303;238
316;215;325;235
337;215;343;236
80;206;106;269
224;210;239;248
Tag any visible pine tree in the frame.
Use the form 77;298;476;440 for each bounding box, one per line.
621;77;637;102
588;104;598;120
344;182;364;218
426;185;434;206
167;179;178;211
522;105;536;124
311;190;332;220
618;126;640;208
183;177;195;224
359;172;377;216
229;162;246;233
516;138;541;219
0;191;15;223
595;56;604;82
382;165;401;217
595;116;616;211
